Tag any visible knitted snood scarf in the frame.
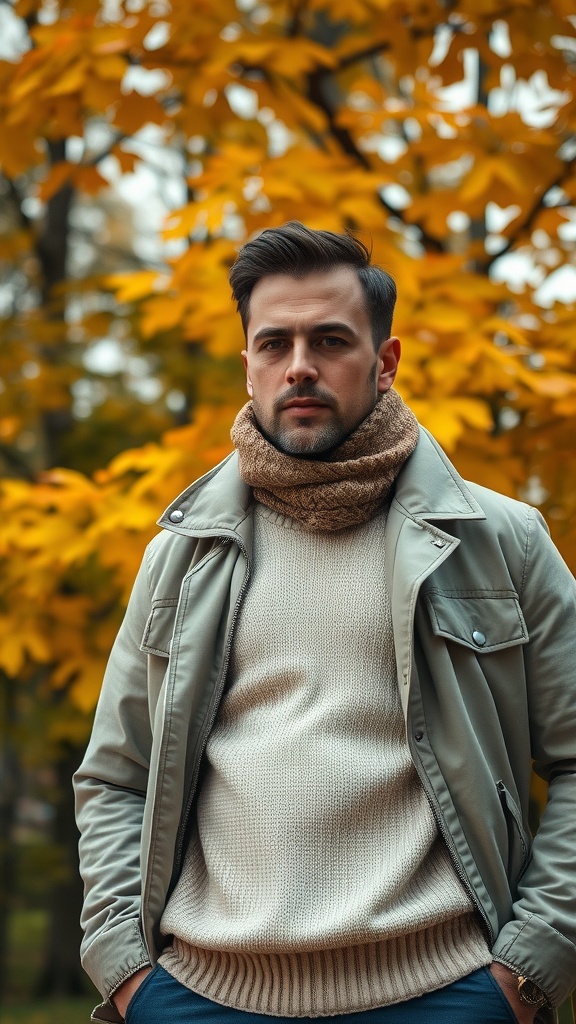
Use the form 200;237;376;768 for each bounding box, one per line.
231;389;420;531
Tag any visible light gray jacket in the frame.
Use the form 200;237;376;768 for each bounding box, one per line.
74;429;576;1023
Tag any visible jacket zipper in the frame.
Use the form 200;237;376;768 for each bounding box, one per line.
411;744;494;943
172;537;251;876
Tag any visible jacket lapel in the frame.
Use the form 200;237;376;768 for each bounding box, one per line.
386;429;486;717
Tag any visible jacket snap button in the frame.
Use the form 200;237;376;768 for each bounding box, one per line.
414;731;424;741
472;630;486;646
169;509;184;523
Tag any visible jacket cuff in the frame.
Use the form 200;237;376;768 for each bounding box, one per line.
90;998;124;1023
81;917;151;1002
492;912;576;1008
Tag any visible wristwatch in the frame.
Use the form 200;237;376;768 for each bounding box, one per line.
517;975;548;1008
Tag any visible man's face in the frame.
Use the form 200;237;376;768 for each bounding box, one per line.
241;267;400;457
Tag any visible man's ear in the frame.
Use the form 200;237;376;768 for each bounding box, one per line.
241;350;253;397
376;337;401;394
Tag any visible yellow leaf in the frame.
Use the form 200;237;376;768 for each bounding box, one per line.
83;71;121;111
90;31;132;56
451;398;493;432
413;304;472;332
0;622;26;676
459;160;495;202
24;629;52;663
48;59;87;96
408;397;491;451
521;372;575;398
93;54;127;81
140;293;191;338
105;270;162;303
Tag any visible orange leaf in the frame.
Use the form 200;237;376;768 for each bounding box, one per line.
113;92;167;134
38;162;74;202
72;164;108;195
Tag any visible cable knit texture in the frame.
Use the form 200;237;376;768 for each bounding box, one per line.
159;506;491;1015
230;389;419;530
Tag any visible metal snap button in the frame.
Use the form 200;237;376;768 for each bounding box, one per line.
472;630;486;647
169;509;184;523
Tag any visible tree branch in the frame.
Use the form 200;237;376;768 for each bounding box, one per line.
337;40;391;71
483;165;574;271
305;63;444;252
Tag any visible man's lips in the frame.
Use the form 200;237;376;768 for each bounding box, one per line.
281;398;329;410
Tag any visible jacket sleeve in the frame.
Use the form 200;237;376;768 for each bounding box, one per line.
73;553;154;1009
492;508;576;1008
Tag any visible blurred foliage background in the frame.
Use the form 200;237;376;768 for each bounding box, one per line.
0;0;575;1020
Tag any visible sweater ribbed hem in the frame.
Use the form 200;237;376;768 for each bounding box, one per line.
159;914;491;1017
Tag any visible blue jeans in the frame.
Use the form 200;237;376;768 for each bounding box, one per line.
125;964;518;1024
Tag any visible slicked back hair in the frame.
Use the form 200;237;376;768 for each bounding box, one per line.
229;221;397;349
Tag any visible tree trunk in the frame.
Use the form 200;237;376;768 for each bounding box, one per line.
0;676;20;1003
34;744;87;997
36;138;76;469
33;144;87;995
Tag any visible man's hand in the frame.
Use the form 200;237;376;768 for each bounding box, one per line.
112;966;153;1020
489;962;538;1024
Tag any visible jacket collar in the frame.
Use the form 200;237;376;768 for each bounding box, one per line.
393;428;485;523
157;426;486;538
158;451;252;538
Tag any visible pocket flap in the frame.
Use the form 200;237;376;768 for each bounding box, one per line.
140;599;178;656
425;590;528;652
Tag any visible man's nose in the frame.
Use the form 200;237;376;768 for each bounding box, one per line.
285;342;318;384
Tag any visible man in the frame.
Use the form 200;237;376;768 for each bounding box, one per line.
74;222;576;1024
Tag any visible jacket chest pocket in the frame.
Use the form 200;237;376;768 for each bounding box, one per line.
139;541;229;657
139;536;230;655
424;589;529;652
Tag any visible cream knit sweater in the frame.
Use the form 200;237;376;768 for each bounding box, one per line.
159;504;490;1015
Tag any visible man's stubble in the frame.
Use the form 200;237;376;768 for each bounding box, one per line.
253;362;380;459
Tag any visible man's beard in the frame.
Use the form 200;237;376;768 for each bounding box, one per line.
264;416;349;458
253;381;378;459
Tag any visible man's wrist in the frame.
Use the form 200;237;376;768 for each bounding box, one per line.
112;965;153;1019
489;961;547;1023
491;960;548;1007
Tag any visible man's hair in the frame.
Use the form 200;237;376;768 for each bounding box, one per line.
229;221;397;348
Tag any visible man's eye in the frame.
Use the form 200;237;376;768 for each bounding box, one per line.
262;339;285;350
321;336;345;347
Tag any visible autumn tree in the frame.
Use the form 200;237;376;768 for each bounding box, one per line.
1;0;575;1000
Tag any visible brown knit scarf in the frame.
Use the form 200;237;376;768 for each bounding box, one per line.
231;389;420;531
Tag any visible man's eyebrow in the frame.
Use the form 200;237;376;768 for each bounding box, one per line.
311;321;357;337
252;326;290;343
252;321;356;343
